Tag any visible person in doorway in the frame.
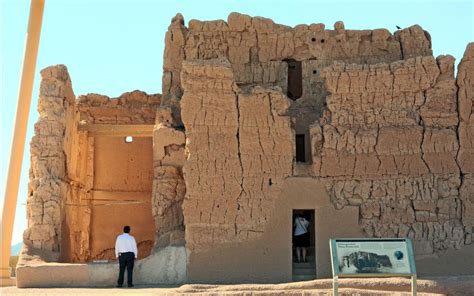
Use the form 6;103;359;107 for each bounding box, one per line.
293;214;310;263
115;225;138;288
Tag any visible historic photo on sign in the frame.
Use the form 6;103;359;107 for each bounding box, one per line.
334;240;412;275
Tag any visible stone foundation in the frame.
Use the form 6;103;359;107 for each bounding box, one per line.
16;245;186;288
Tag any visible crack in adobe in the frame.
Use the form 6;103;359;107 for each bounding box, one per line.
454;57;467;231
234;92;245;236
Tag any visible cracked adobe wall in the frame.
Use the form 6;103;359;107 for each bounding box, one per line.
69;91;160;261
163;13;432;102
159;13;433;264
169;13;473;280
19;66;188;286
21;11;473;284
23;65;75;260
152;107;186;248
313;54;466;256
180;58;294;253
162;13;432;138
458;43;474;244
22;65;161;263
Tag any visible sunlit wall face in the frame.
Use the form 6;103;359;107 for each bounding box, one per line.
1;0;473;246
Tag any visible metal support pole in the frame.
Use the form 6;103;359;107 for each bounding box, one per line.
1;0;45;286
411;274;417;296
333;276;338;296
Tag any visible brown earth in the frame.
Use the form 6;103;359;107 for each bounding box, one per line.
2;276;474;295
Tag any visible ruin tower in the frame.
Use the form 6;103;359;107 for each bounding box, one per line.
16;13;474;286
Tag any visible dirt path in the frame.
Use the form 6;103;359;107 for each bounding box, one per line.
1;276;473;295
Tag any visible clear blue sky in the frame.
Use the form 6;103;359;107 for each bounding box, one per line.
1;0;473;246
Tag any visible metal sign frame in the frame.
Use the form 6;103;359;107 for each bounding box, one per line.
329;238;417;296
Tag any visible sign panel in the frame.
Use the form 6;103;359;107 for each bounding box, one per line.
330;238;416;277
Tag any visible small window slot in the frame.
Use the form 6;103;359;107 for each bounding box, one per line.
286;59;302;100
296;134;306;162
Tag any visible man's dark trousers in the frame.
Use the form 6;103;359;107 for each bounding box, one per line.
117;252;135;286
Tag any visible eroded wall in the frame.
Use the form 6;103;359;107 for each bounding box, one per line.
152;108;186;248
163;13;433;99
185;177;362;283
166;13;467;282
310;54;467;257
23;12;474;284
77;91;159;125
71;92;160;261
180;58;294;256
24;65;75;260
162;12;432;144
173;15;473;280
458;43;474;245
25;71;162;262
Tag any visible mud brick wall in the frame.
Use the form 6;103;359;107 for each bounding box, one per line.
152;108;186;248
70;91;160;261
26;66;162;262
458;44;474;244
162;13;432;127
77;91;160;124
180;59;294;253
23;12;473;277
310;49;473;255
162;13;468;260
24;65;75;257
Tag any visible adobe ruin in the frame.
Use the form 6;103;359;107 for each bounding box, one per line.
16;12;474;286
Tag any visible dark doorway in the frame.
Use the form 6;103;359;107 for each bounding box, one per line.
295;134;306;162
292;209;316;281
286;59;302;100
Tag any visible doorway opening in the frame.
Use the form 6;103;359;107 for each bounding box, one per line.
292;209;316;281
286;59;302;100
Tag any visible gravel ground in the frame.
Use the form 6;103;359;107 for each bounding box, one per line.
1;276;473;295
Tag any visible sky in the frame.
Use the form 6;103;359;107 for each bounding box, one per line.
1;0;473;246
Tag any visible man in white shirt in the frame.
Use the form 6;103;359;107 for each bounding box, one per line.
115;225;138;288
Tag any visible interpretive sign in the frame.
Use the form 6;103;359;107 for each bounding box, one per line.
330;238;415;276
329;238;417;295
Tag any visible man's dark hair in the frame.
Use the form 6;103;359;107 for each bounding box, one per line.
123;225;131;233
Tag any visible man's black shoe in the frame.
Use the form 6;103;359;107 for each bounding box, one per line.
116;284;122;288
128;284;134;288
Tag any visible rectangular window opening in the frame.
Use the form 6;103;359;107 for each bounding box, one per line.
296;134;306;162
286;59;302;100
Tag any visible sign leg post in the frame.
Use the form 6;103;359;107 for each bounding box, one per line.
333;276;338;296
411;274;417;296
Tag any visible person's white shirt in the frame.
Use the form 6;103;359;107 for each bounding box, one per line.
115;233;138;259
294;217;309;236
